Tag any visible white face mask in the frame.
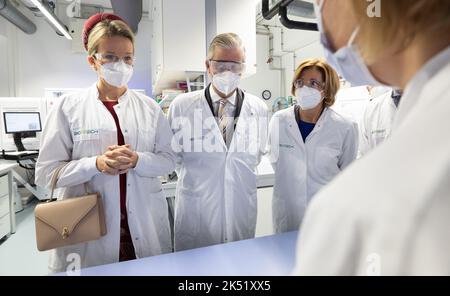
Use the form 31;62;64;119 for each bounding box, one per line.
296;86;323;110
99;61;133;88
212;71;241;96
314;0;385;87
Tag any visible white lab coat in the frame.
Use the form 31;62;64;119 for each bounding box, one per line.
294;46;450;275
359;90;397;156
36;84;176;273
267;107;358;233
167;89;268;251
369;86;392;99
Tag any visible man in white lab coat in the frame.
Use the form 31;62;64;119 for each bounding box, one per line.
359;89;402;156
168;33;269;251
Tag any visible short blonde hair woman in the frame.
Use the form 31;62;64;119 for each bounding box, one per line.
290;58;340;108
36;13;176;273
294;0;450;275
267;58;358;234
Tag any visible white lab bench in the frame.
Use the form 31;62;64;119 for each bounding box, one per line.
61;231;298;276
0;163;18;240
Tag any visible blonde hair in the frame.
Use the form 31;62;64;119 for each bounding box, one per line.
207;33;245;60
350;0;450;64
87;20;135;56
291;58;340;108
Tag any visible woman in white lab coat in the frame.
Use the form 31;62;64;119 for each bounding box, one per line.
35;13;175;273
294;0;450;275
267;58;358;233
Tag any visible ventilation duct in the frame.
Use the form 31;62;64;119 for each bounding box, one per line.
0;0;37;34
287;0;315;19
110;0;142;33
262;0;318;31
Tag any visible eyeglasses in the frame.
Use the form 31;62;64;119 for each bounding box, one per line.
209;59;246;74
294;78;324;91
94;53;136;65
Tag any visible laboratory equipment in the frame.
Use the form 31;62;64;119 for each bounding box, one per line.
3;112;42;152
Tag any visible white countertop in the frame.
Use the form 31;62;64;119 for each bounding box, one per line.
0;162;19;175
63;231;298;276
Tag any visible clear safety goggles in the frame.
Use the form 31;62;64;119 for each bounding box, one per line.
209;59;246;74
94;53;136;66
293;78;324;91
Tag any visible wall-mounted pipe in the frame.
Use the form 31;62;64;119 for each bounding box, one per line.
257;25;290;98
262;0;318;31
262;0;292;21
258;24;317;97
0;0;37;34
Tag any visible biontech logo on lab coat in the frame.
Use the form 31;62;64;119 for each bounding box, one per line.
72;128;100;141
72;129;99;136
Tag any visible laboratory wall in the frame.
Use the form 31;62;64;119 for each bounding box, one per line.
239;34;282;112
0;18;13;97
1;7;153;98
279;29;324;98
239;26;324;114
215;0;258;76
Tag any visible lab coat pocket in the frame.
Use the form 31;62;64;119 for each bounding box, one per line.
73;133;100;142
314;147;341;182
148;185;164;194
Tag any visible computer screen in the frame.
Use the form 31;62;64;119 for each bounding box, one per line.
3;112;42;134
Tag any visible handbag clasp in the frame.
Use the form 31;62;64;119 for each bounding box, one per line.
62;227;69;239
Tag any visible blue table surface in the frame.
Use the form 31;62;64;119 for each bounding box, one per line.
76;231;299;276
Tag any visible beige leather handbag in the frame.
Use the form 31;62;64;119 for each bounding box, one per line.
35;165;107;251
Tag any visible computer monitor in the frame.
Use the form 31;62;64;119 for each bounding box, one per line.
3;112;42;134
3;112;42;151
